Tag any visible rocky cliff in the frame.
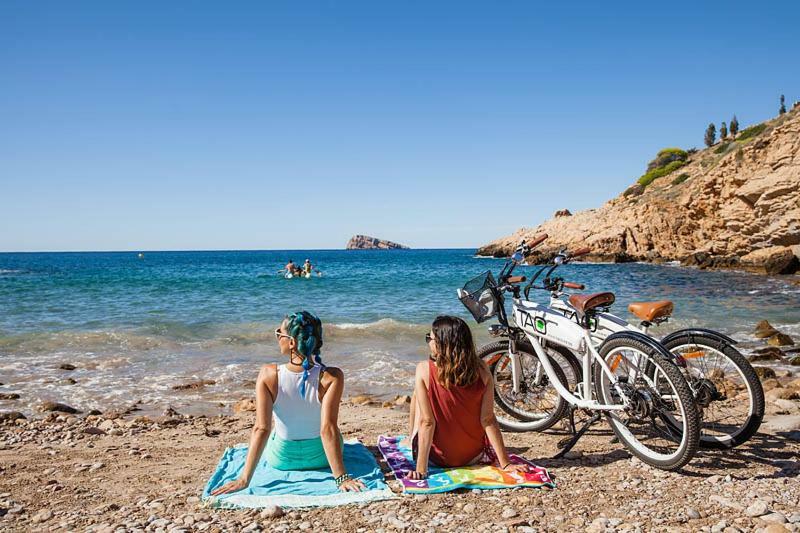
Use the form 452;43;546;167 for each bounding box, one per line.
346;235;410;250
477;107;800;275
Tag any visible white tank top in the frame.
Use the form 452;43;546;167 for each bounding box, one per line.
272;364;322;440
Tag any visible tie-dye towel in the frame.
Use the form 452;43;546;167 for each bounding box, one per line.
377;435;556;494
203;439;397;508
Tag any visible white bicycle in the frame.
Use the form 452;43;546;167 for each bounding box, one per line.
459;236;701;470
480;244;764;450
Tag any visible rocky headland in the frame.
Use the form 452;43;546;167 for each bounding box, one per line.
346;235;410;250
477;107;800;275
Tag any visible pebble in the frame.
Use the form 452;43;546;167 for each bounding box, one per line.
297;521;312;530
241;522;261;532
687;508;701;520
32;509;54;523
501;508;518;519
463;503;476;514
746;500;770;517
762;512;788;524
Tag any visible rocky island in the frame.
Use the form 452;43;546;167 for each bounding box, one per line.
346;235;410;250
478;106;800;275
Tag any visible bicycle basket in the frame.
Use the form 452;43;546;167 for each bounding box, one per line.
458;271;503;323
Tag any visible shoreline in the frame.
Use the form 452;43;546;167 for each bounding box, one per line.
2;390;800;533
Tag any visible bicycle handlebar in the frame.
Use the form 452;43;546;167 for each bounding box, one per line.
571;247;591;258
507;275;526;284
527;234;548;248
563;281;585;290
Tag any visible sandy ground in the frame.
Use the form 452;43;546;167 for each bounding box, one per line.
2;388;800;533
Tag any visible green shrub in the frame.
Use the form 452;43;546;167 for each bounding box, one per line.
714;142;731;154
638;160;687;187
671;173;690;185
647;148;689;172
737;123;767;141
657;147;688;158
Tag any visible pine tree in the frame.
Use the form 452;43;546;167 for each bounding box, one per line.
704;123;716;147
780;94;786;115
720;121;728;139
730;115;739;138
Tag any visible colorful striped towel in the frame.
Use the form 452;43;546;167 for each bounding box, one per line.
377;435;556;494
203;439;397;508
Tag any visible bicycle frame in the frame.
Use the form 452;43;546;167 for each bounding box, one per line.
510;298;628;411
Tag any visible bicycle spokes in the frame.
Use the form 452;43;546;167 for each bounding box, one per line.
674;344;753;442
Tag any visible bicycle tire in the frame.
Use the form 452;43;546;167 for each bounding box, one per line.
661;335;764;449
595;335;700;470
479;341;569;432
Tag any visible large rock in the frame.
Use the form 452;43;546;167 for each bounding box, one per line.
345;235;409;250
233;398;256;413
40;401;81;414
740;247;800;275
476;108;800;273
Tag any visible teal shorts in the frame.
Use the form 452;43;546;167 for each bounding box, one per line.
264;432;340;471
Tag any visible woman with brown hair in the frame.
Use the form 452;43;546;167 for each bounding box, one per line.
404;315;527;479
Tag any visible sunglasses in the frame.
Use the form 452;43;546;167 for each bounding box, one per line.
275;328;292;340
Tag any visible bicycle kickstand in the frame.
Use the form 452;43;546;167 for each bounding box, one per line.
552;411;601;459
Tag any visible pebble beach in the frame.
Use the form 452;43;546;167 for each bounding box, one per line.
2;376;800;533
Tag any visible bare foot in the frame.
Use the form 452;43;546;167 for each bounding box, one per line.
399;437;412;448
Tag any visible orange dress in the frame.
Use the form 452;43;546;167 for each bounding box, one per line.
425;360;488;467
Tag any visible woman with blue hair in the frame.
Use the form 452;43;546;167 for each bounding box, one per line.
211;311;365;494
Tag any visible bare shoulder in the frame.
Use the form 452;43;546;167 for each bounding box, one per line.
415;360;430;382
321;365;344;385
259;364;278;384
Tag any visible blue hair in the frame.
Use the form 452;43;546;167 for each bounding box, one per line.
284;311;324;396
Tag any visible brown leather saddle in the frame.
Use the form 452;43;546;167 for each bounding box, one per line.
568;292;616;318
628;300;674;322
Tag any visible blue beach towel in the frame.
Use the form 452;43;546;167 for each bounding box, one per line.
203;439;397;508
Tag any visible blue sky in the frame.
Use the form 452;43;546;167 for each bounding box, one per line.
1;1;798;251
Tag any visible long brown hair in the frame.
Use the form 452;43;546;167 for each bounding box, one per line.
430;315;480;388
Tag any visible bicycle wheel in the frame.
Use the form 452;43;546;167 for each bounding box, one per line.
594;336;700;470
479;341;568;432
661;336;764;449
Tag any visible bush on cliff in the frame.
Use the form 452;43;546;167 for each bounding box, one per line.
638;147;689;187
638;160;687;187
737;123;767;141
646;148;688;171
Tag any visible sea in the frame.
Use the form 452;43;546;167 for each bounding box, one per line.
1;249;799;415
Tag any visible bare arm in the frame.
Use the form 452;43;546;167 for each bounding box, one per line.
479;362;527;472
211;365;275;495
409;362;436;479
319;367;364;492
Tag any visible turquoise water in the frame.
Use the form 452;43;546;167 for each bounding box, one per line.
1;249;798;414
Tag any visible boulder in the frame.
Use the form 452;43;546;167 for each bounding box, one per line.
554;209;573;217
754;320;780;339
789;355;800;366
740;247;800;275
233;398;256;413
0;393;20;400
0;411;26;423
768;333;795;346
58;363;77;371
755;367;777;380
349;394;378;406
40;401;81;414
749;347;785;361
